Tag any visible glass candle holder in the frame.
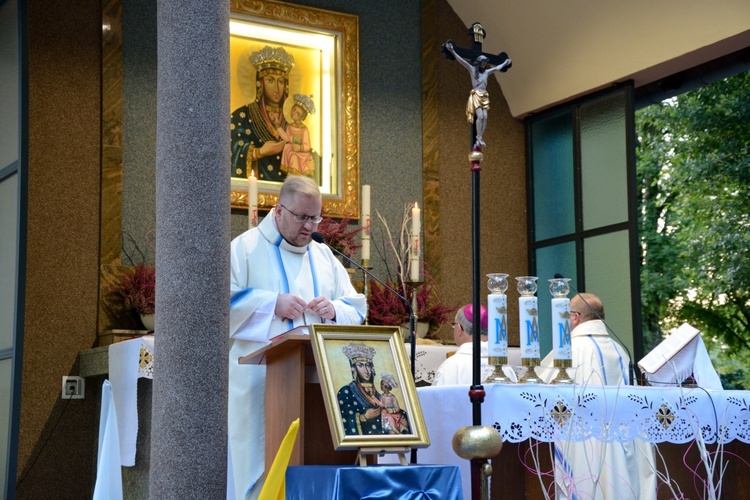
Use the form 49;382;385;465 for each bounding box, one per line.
549;277;573;384
485;273;512;383
516;276;543;383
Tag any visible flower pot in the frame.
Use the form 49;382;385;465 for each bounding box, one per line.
139;313;155;332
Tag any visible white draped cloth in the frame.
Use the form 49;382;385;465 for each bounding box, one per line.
229;209;366;499
93;380;123;500
107;335;154;466
642;333;723;390
540;319;657;499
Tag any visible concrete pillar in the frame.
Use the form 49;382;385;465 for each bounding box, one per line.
149;0;230;497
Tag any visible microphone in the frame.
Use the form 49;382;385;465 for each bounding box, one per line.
554;273;636;386
311;232;417;371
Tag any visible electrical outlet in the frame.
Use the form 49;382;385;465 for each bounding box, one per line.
62;376;85;399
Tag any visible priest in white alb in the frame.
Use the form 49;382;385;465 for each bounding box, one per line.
229;175;366;499
540;293;657;500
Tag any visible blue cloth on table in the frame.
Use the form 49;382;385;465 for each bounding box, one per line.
286;464;463;499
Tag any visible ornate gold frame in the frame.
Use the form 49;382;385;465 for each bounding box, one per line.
309;324;430;451
229;0;360;219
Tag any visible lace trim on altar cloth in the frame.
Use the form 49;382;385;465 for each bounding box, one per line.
484;384;750;444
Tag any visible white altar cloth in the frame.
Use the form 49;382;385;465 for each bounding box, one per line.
409;383;750;499
479;383;750;445
107;335;155;466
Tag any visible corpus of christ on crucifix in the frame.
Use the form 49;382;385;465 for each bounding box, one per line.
442;22;512;150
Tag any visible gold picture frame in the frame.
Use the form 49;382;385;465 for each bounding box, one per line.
229;0;360;219
309;324;430;451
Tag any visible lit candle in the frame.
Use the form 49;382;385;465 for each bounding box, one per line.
551;297;572;361
248;171;258;230
361;185;371;265
410;202;421;281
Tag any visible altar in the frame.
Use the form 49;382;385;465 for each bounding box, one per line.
412;383;750;499
90;336;750;499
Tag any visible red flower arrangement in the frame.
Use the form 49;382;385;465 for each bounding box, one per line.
316;216;364;258
115;263;156;315
367;276;456;331
367;280;410;326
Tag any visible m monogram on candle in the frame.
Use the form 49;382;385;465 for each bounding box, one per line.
516;276;543;384
549;277;574;384
519;298;540;355
486;273;514;384
487;273;509;358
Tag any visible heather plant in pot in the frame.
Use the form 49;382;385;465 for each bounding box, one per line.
315;216;364;263
367;276;455;338
115;263;156;331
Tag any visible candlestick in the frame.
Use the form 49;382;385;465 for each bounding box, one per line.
248;171;258;230
486;273;512;384
516;276;543;384
362;265;373;325
409;202;421;282
549;277;573;384
361;185;371;266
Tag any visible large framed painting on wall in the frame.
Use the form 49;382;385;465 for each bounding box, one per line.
229;0;361;219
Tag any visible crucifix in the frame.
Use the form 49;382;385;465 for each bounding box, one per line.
442;22;512;150
442;23;511;500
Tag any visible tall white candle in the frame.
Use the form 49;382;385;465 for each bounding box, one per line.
361;185;371;264
487;293;508;357
410;202;421;281
551;297;572;360
519;296;540;359
248;171;258;230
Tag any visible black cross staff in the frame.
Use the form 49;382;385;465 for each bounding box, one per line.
442;24;511;500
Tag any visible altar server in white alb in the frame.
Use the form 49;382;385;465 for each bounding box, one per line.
541;293;657;500
229;175;367;499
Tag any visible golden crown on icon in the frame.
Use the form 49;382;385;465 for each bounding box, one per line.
250;46;295;76
342;342;376;361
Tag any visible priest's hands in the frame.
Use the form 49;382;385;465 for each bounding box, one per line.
309;296;335;320
275;293;307;320
275;294;335;321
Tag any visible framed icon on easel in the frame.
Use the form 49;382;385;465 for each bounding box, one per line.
309;324;430;458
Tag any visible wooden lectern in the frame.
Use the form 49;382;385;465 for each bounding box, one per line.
238;327;358;468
